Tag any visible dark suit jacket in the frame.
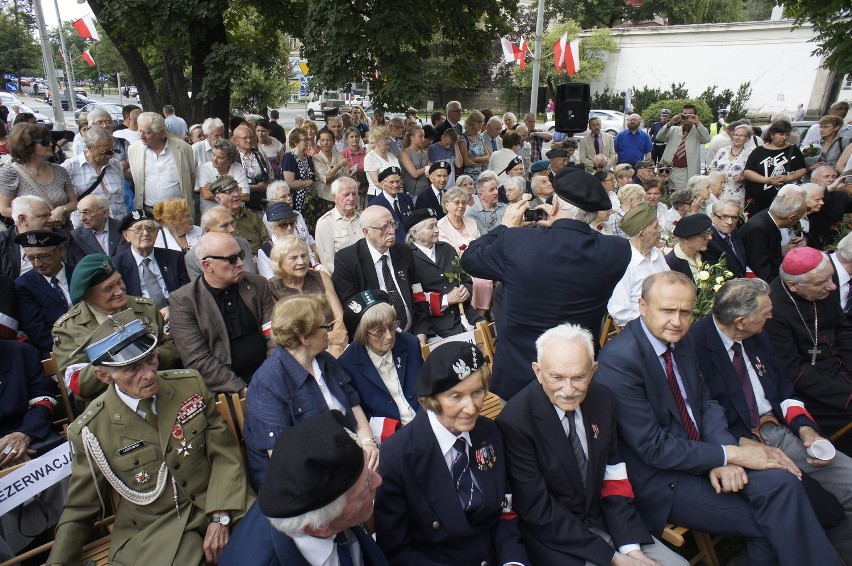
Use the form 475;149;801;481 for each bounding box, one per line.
461;219;630;400
690;316;818;441
220;503;389;566
332;239;429;336
338;332;422;421
807;190;851;251
595;319;737;535
375;411;529;566
0;226;22;279
0;340;57;441
434;119;462;140
168;273;275;393
664;251;694;281
497;381;652;565
703;227;748;278
67;218;129;263
112;247;189;298
15;263;74;357
409;242;483;338
740;209;782;282
413;187;446;219
370;192;414;242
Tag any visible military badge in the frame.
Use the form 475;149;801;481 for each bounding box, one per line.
475;444;496;471
591;423;600;440
177;393;205;424
132;210;141;220
26;233;38;245
134;470;150;484
172;423;184;441
177;440;193;457
452;359;471;380
753;356;766;377
348;300;362;314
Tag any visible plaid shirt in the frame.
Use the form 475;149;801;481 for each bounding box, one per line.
62;153;127;221
528;129;546;162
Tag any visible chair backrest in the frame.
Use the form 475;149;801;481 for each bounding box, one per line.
43;353;75;428
599;314;622;349
421;321;496;361
215;392;247;464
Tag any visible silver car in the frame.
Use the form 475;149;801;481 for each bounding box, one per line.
75;103;124;124
544;109;637;138
0;92;54;130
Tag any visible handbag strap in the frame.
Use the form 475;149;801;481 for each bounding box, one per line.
77;165;109;200
10;162;56;204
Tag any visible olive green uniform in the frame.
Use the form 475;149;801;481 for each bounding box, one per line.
52;296;180;399
232;207;269;254
47;370;253;566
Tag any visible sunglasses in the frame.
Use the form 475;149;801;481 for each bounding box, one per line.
96;148;118;156
317;322;336;332
37;137;53;147
658;168;672;174
204;249;246;264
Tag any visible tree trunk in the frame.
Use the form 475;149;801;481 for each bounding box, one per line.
161;48;191;118
189;15;230;129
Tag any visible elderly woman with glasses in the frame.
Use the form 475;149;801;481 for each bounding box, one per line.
243;294;379;490
338;289;422;428
709;124;755;207
0;123;77;224
62;126;127;223
665;213;713;282
264;181;319;263
197;138;250;214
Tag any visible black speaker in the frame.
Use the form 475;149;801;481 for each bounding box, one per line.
555;82;590;133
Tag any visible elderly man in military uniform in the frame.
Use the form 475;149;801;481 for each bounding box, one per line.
52;253;179;401
46;310;253;566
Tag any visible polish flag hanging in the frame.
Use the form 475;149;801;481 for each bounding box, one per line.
72;15;100;41
81;50;96;67
554;34;580;75
500;38;526;70
554;34;567;71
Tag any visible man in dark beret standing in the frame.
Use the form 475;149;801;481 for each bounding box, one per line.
220;410;387;566
462;168;631;401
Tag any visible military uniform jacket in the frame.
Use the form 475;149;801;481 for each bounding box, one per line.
52;296;180;399
47;370;253;566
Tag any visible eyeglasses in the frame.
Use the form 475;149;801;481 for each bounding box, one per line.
127;223;159;234
317;322;336;332
365;220;399;232
713;213;739;222
95;148;118;156
367;322;399;338
24;247;59;262
658;168;672;174
216;186;240;195
37;137;53;147
275;220;297;229
204;250;246;264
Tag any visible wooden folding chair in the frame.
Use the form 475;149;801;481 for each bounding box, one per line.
662;523;721;566
473;321;497;361
598;314;622;349
42;354;73;438
479;393;503;420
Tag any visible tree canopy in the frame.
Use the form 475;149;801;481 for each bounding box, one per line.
783;0;851;76
0;1;41;83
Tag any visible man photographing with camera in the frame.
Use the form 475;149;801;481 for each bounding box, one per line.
462;168;631;402
655;104;710;191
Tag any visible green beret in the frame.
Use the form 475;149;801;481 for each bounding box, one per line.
619;202;658;237
70;254;117;304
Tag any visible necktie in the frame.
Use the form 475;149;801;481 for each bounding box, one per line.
564;411;588;491
673;136;687;163
380;256;408;331
491;137;497;151
661;348;702;441
731;343;760;428
393;199;402;220
724;235;740;262
845;284;852;315
334;530;354;566
454;123;463;135
138;398;158;427
452;437;483;513
51;277;69;309
141;257;167;309
594;134;601;155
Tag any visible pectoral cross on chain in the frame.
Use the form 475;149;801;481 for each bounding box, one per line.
808;346;821;366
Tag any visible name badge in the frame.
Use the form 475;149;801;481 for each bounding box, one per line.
118;440;145;455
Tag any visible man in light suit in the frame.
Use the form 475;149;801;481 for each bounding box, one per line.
129;112;196;212
220;411;388;566
462;168;631;401
168;232;274;394
703;199;748;278
595;271;839;565
655;105;710;190
14;231;73;357
692;278;852;562
112;210;189;322
498;323;687;566
578;117;616;172
332;205;430;342
68;195;130;263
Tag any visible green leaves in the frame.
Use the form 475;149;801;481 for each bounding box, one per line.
783;0;852;76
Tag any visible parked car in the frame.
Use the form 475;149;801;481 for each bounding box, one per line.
60;94;96;111
75;103;124;124
0;93;53;130
543;109;636;138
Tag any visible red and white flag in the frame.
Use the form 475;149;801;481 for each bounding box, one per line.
554;34;580;75
500;38;527;70
81;50;96;67
72;15;100;41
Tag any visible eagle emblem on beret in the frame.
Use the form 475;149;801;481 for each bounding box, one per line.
26;233;38;245
453;359;472;380
348;300;362;314
132;210;141;220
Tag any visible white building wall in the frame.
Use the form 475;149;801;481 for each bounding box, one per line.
584;20;831;118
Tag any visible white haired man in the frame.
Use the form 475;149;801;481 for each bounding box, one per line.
315;177;363;273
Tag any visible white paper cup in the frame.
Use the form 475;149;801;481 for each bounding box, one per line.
807;439;836;461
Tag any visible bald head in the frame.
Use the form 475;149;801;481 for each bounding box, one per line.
361;205;395;252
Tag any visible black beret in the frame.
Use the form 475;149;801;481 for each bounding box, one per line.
673;213;712;238
209;175;239;195
404;208;437;232
552;167;612;212
266;202;298;223
14;230;66;247
415;341;489;397
429;161;452;174
258;411;365;518
343;289;390;337
545;148;568;160
118;209;153;232
378;166;402;182
69;253;117;304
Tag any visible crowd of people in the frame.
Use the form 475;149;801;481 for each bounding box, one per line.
0;96;851;565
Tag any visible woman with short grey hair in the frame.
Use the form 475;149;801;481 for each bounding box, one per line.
196;138;250;214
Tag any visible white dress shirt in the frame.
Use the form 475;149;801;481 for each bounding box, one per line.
608;244;670;326
43;265;71;306
427;410;473;477
291;530;363;566
366;241;413;332
831;253;851;311
713;320;773;416
131;248;170;300
366;348;417;425
311;358;346;414
142;144;182;206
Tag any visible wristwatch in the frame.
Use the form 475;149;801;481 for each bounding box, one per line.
211;514;231;526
